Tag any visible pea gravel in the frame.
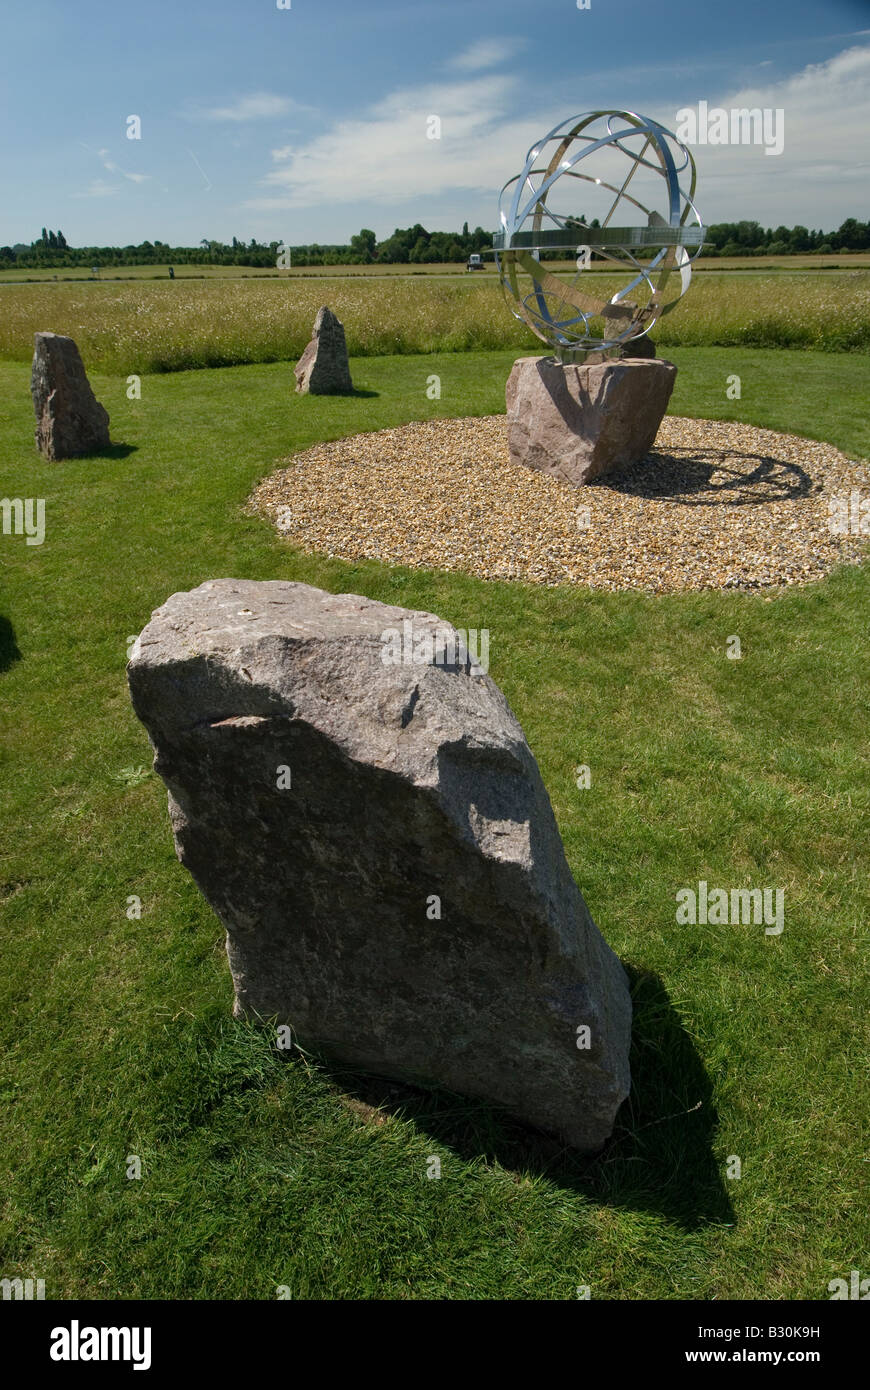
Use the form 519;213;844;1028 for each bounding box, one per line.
249;416;869;592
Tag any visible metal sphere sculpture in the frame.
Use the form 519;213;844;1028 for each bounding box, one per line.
494;110;704;358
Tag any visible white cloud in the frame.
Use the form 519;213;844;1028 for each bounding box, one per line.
200;92;298;122
246;73;549;212
669;44;870;225
449;38;523;72
242;44;870;232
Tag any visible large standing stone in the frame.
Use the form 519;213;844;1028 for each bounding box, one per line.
506;355;676;486
127;578;632;1151
294;306;354;395
31;332;110;460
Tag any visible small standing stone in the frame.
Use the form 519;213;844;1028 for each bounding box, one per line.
31;332;110;461
294;306;354;395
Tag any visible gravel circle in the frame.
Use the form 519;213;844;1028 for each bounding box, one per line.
249;415;870;592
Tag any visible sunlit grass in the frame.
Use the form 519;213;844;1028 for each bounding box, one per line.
0;270;867;375
0;347;867;1299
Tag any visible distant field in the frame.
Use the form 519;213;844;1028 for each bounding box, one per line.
0;268;867;372
1;253;868;283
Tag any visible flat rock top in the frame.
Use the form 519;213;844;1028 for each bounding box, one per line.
129;579;516;774
132;578;450;661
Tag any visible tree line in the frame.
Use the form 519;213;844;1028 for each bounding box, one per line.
1;218;868;270
0;223;494;269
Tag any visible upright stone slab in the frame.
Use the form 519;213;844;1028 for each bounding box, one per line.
31;332;110;460
128;578;632;1151
506;355;676;486
294;306;353;395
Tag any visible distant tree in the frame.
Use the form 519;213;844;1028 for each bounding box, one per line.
789;225;810;253
833;218;869;251
349;228;376;263
375;234;408;263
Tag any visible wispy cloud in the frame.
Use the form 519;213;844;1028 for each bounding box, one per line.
244;43;870;230
199;92;301;122
77;142;150;188
72;178;116;200
247;72;546;211
449;37;524;72
669;43;870;223
98;148;149;184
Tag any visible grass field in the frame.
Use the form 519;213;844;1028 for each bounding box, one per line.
1;345;867;1299
1;269;868;375
2;252;869;283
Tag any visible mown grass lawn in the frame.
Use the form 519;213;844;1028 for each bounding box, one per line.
0;346;867;1299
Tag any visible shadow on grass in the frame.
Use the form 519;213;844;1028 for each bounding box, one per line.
306;387;380;399
596;448;814;506
93;442;138;460
0;615;21;673
318;964;733;1232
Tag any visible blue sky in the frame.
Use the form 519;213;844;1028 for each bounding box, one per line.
1;0;868;247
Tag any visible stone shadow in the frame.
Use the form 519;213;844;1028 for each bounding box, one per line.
0;616;21;673
299;387;379;399
594;446;814;507
312;963;733;1232
89;442;138;460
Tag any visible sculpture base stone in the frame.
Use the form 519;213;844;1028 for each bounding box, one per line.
506;355;677;486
